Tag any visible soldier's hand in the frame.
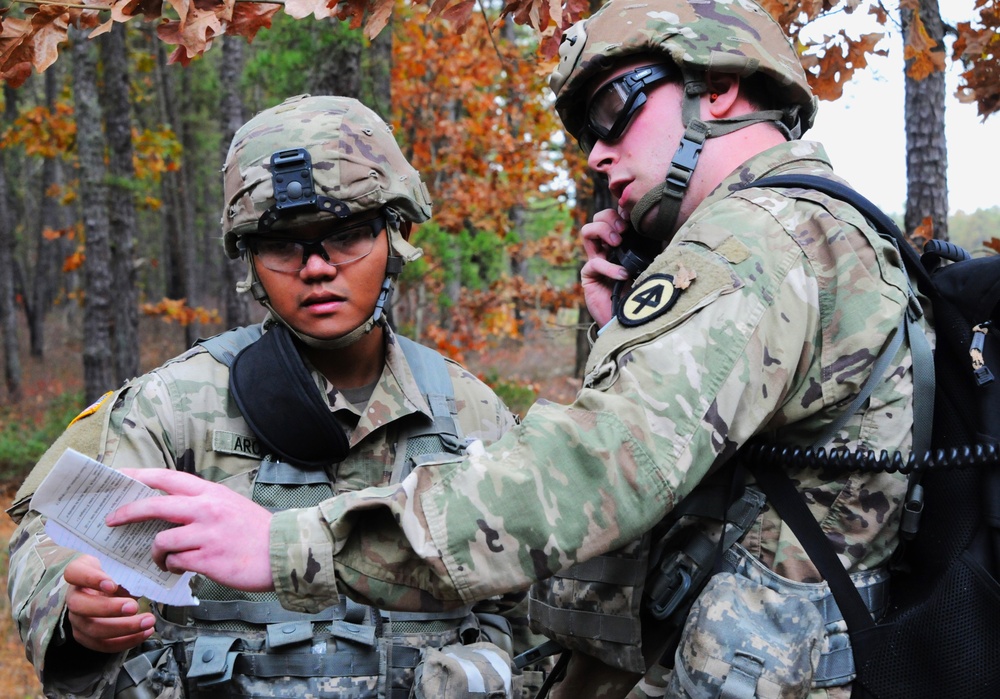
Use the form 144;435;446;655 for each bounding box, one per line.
106;468;275;593
64;555;155;654
581;208;631;326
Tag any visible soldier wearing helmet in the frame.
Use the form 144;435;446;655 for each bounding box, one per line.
6;95;538;698
97;3;922;698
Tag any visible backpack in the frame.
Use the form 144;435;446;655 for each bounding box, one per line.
743;174;1000;699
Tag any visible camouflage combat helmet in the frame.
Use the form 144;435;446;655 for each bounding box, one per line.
222;94;431;259
549;0;818;240
221;94;433;348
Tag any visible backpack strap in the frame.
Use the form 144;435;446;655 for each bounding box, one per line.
391;335;466;483
396;334;462;443
197;324;264;366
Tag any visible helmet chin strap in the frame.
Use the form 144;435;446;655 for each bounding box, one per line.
237;213;416;350
629;69;792;242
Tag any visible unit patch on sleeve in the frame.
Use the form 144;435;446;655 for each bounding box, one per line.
617;268;696;327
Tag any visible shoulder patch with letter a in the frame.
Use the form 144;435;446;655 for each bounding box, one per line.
617;273;688;327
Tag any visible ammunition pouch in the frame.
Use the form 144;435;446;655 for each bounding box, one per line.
718;544;889;689
412;642;522;699
528;479;766;674
114;642;183;699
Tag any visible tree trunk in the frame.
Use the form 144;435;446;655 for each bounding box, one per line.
178;68;201;347
902;0;949;242
100;23;141;382
72;27;115;404
155;43;198;349
27;68;68;359
219;34;253;330
309;20;362;97
363;19;392;115
0;85;23;403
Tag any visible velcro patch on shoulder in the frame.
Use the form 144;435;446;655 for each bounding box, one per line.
68;390;113;427
212;430;264;458
617;267;695;327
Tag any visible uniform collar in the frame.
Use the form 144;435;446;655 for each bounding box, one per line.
318;326;435;446
699;140;833;213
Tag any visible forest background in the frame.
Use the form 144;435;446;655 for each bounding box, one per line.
0;0;999;694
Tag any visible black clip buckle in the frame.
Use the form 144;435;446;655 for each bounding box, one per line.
646;557;693;621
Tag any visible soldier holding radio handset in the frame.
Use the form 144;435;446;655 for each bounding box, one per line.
94;2;926;696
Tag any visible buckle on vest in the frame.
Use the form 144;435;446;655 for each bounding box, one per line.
331;620;377;648
646;555;693;621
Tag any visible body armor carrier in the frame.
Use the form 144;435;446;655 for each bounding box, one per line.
134;326;483;699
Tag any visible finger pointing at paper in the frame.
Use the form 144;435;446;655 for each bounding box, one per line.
107;469;275;592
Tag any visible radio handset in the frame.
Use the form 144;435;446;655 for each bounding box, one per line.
609;225;660;313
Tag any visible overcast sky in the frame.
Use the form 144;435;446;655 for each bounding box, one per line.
805;0;999;215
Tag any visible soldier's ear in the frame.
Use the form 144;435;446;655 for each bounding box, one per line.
704;72;740;118
399;220;413;241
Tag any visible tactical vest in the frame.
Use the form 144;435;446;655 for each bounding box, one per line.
132;326;487;699
528;475;766;674
529;473;889;687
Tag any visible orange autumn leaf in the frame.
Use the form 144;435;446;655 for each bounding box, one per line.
63;250;85;273
903;6;946;81
141;297;222;325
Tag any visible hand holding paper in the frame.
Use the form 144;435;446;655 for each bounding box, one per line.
31;449;200;606
63;554;156;653
109;467;275;593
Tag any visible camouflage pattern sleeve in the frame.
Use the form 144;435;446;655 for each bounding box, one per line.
5;390;128;697
6;347;238;697
445;357;519;442
270;150;915;613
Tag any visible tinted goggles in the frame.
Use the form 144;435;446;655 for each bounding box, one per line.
246;214;385;273
578;64;676;153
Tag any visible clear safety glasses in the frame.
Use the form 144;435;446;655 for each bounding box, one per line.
247;214;385;273
579;64;676;154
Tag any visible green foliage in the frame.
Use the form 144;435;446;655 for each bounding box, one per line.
242;14;363;110
403;222;509;292
521;199;578;283
948;206;1000;254
0;392;84;483
481;370;538;418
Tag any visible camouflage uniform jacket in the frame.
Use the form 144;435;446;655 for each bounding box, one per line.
6;324;516;698
268;142;921;638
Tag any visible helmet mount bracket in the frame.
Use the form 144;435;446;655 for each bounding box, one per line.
258;148;351;232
